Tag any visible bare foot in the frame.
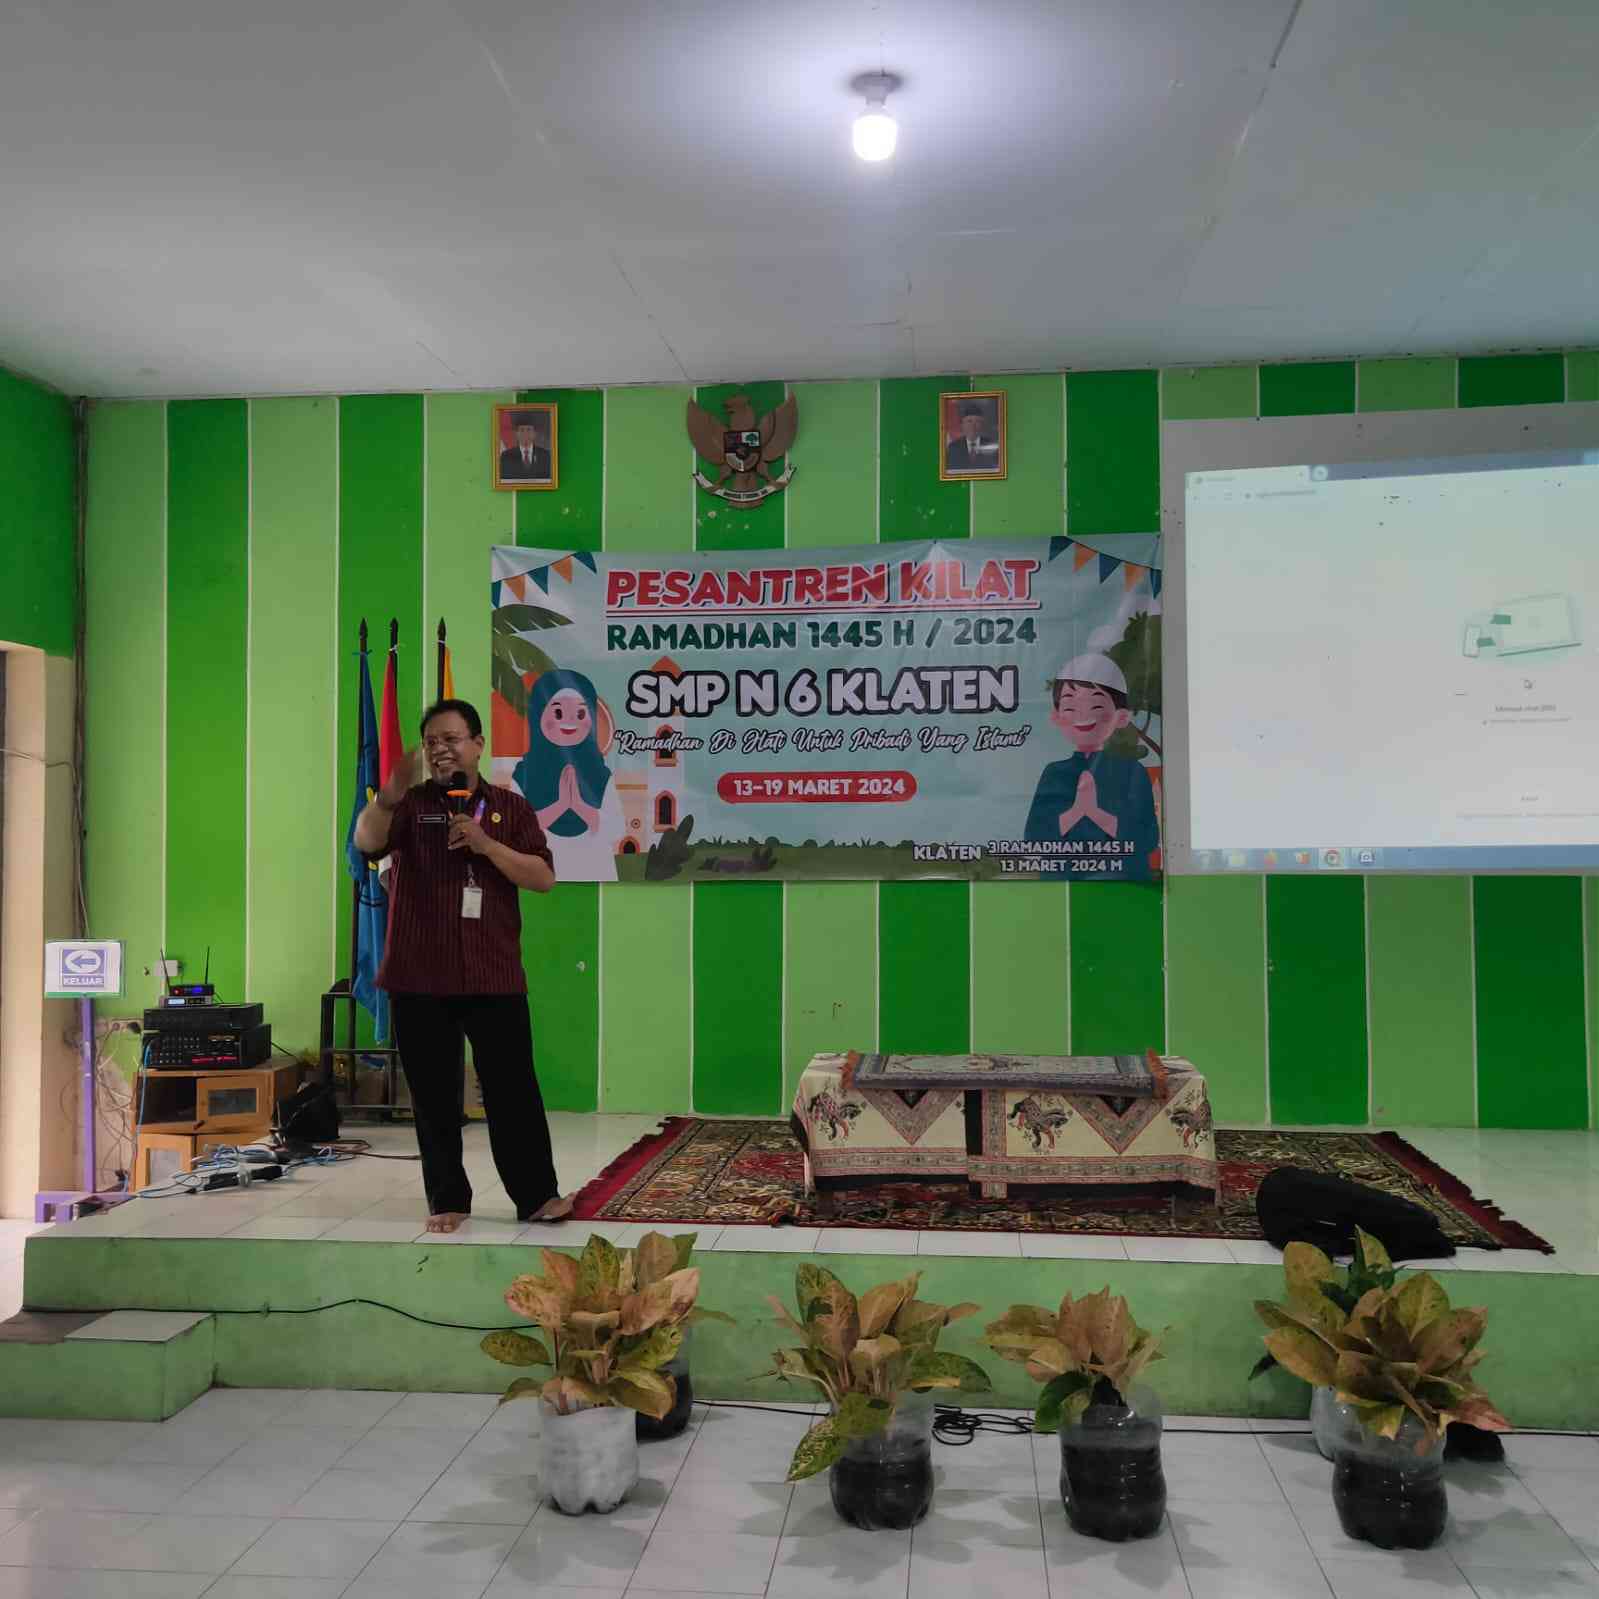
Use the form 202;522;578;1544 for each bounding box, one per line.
426;1212;469;1234
525;1195;574;1223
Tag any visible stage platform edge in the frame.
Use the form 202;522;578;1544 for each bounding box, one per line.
10;1231;1595;1428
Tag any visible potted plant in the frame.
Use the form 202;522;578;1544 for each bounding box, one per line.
1257;1272;1510;1549
482;1232;704;1514
984;1287;1168;1542
764;1265;991;1530
1250;1228;1399;1458
629;1231;735;1442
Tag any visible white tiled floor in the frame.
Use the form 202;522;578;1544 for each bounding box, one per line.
6;1120;1599;1319
0;1390;1594;1598
8;1117;1592;1595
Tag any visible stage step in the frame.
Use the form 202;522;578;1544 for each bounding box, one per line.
0;1304;215;1421
15;1227;1599;1430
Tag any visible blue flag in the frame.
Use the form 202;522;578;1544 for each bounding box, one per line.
344;646;390;1043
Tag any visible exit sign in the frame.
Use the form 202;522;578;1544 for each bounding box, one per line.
44;940;124;998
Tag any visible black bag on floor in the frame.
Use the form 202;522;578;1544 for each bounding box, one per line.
1255;1167;1455;1261
1444;1422;1505;1462
277;1081;340;1145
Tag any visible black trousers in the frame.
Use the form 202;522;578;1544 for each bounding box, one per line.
390;993;559;1219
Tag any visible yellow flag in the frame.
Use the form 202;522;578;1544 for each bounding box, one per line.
442;647;455;699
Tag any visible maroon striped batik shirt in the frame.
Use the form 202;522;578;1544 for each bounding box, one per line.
374;779;554;996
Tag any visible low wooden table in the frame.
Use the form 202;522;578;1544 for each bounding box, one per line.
132;1061;301;1191
792;1051;1219;1207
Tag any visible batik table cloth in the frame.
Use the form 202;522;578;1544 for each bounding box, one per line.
792;1051;1219;1202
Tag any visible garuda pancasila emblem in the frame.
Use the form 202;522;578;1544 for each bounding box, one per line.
686;391;798;506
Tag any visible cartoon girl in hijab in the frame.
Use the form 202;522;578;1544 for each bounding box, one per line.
513;669;624;882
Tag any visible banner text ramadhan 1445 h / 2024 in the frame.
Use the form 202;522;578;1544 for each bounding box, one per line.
488;537;1163;884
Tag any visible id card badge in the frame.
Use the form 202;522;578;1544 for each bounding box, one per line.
461;884;483;920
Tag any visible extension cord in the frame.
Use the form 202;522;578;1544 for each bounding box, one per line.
191;1165;284;1192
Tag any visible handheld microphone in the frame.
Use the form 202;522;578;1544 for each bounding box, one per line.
445;772;475;814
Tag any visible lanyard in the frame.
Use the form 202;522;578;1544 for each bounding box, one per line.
464;797;486;888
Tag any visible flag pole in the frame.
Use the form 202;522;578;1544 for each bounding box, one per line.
378;619;398;1082
388;617;400;764
347;617;368;1058
433;613;465;1125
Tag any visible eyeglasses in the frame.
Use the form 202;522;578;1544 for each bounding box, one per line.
423;734;474;751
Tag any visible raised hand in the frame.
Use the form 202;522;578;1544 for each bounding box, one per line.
378;745;425;809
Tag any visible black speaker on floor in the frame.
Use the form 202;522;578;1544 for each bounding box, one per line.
277;1081;340;1145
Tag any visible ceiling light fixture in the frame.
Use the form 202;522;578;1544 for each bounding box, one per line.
850;71;901;162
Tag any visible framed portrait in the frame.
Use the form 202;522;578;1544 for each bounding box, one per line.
493;402;559;492
939;389;1007;481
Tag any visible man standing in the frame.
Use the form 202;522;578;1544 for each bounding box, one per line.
499;412;551;482
354;698;571;1232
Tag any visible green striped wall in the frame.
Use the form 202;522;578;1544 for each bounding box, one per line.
782;380;881;1105
971;373;1068;1057
248;398;337;1052
82;350;1599;1130
513;386;601;1112
599;388;694;1115
691;381;785;1116
0;365;77;657
83;402;165;1009
166;401;249;1004
878;376;971;1061
1588;877;1598;1124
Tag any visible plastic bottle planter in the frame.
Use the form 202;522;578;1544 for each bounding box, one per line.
540;1400;639;1516
1058;1384;1167;1542
1329;1402;1447;1550
1309;1386;1339;1462
829;1391;935;1531
637;1328;694;1442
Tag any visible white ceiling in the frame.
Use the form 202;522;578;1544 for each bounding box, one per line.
2;0;1596;399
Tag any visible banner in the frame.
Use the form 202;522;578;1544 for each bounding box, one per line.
489;537;1162;883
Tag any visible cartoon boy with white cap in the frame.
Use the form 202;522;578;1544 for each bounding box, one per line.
1022;653;1159;878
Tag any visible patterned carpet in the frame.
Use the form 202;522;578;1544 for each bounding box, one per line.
571;1118;1552;1252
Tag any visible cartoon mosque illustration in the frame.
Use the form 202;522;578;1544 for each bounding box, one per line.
612;655;685;858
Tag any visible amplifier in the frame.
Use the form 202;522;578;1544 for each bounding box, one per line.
143;1001;263;1034
145;1015;272;1071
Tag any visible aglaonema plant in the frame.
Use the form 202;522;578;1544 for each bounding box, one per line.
764;1264;991;1480
1255;1265;1510;1450
483;1231;730;1419
983;1286;1165;1430
1249;1227;1400;1381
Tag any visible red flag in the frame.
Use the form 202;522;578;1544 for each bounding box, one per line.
378;643;403;785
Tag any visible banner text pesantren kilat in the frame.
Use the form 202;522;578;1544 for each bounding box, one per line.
489;537;1162;884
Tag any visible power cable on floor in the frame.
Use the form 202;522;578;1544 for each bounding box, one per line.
934;1406;1034;1443
38;1296;532;1333
699;1400;817;1420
